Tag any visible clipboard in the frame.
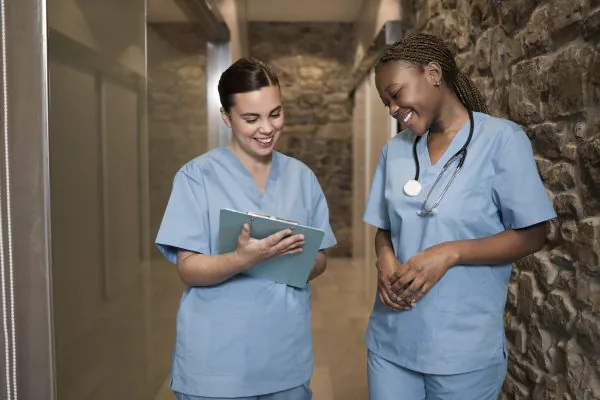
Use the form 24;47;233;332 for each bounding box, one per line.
218;209;325;288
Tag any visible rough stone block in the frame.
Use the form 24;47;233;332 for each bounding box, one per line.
508;317;528;354
535;157;552;181
547;162;577;192
528;122;567;160
469;0;499;30
560;220;579;245
509;57;550;124
498;0;540;34
563;144;578;162
583;8;600;40
574;217;600;271
504;374;531;399
565;339;587;397
575;310;600;355
528;317;553;357
550;249;575;271
423;11;472;53
518;272;544;318
455;51;477;76
533;375;568;400
553;193;584;220
547;219;560;244
541;290;577;330
529;251;559;293
508;281;519;311
516;4;552;58
580;135;600;191
576;273;600;312
315;123;352;140
547;44;595;118
548;0;585;34
475;30;493;71
508;352;530;383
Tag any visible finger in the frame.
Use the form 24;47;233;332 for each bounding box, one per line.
390;270;416;294
385;285;413;309
380;283;409;311
396;277;426;305
271;234;305;254
281;241;305;253
265;228;294;246
380;288;404;311
238;223;251;242
389;264;411;287
412;282;433;303
278;238;306;255
280;247;304;256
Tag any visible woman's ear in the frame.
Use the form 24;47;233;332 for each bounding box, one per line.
426;62;443;87
220;107;232;128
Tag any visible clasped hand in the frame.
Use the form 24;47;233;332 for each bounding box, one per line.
376;244;457;311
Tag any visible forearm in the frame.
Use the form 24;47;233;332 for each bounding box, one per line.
177;250;251;287
443;223;548;266
308;251;327;281
375;229;395;260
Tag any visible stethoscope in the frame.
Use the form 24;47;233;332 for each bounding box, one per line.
403;110;474;216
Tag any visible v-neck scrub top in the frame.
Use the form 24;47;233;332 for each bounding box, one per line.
363;112;556;375
156;147;337;397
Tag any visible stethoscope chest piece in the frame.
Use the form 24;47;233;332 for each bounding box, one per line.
403;179;422;197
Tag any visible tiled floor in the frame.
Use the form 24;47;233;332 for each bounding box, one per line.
155;258;373;400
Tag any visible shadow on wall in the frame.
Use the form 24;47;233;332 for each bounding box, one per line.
402;0;600;398
249;22;355;257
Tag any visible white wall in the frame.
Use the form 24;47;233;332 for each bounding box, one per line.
216;0;249;60
354;0;402;68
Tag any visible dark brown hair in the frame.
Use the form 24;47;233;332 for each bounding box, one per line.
377;33;489;113
218;57;280;112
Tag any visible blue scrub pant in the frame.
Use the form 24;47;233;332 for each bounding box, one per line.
174;383;312;400
368;350;507;400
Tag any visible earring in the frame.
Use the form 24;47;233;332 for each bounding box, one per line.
434;81;440;87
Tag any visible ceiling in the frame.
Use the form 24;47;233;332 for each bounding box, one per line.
147;0;365;23
147;0;189;22
246;0;365;21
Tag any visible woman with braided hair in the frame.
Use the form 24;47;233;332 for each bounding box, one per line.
363;33;556;399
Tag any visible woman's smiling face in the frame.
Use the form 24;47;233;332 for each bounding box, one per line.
375;61;443;136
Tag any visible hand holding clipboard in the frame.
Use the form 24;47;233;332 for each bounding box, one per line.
236;221;305;263
218;209;326;288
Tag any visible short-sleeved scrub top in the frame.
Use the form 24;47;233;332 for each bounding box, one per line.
156;147;337;398
363;112;557;375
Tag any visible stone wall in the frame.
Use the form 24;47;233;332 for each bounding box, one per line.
402;0;600;398
249;22;355;257
148;24;208;256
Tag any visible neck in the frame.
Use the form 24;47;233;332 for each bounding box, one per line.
228;140;272;171
429;91;470;139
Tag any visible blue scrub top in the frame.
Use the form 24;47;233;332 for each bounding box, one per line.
363;112;557;375
156;147;337;397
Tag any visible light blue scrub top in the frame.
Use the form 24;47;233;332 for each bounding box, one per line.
156;147;337;397
363;112;557;375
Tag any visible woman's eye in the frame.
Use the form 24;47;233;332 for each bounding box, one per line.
270;113;281;119
244;119;258;124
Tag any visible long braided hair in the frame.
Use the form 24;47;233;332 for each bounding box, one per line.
377;33;489;114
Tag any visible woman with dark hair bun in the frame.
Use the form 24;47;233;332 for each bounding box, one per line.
156;57;336;400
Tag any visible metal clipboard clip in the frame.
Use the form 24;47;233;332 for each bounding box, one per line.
246;211;299;230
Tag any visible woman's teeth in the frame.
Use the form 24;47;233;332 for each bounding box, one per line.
403;111;413;123
256;137;273;144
